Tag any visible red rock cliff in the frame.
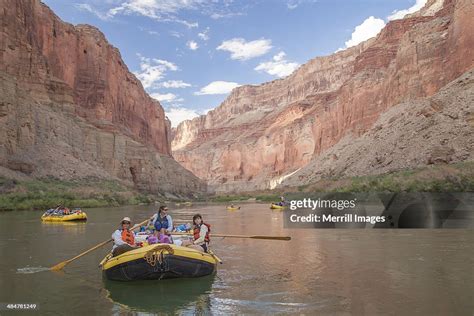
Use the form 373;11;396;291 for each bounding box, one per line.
1;0;170;155
0;0;205;194
172;0;473;193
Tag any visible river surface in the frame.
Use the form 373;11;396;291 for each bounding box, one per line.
0;203;472;315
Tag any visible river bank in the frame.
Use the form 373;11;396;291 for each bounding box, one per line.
207;161;474;202
0;177;154;211
2;162;473;211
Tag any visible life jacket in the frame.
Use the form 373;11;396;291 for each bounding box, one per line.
193;223;210;243
121;229;135;245
154;214;170;231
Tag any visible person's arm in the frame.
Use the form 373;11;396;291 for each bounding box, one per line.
112;230;126;246
194;225;208;245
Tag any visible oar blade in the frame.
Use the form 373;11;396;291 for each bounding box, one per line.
50;261;67;271
250;236;291;241
48;217;151;272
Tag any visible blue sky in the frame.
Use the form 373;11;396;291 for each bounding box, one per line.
42;0;427;126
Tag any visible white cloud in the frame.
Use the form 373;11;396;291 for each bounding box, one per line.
177;20;199;28
107;0;200;27
286;0;316;10
255;52;300;78
388;0;427;20
133;54;178;89
166;106;201;127
75;3;109;20
153;58;178;71
198;27;210;41
108;0;200;18
170;31;183;38
150;92;183;103
187;40;199;50
339;1;428;51
160;80;191;88
217;38;272;61
210;11;244;19
80;1;244;26
344;16;385;48
202;107;214;114
195;81;240;95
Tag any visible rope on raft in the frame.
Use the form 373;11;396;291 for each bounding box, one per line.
144;244;175;267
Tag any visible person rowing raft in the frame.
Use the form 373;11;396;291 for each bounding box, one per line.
149;205;173;243
111;217;139;257
149;205;173;233
277;196;286;206
182;214;210;253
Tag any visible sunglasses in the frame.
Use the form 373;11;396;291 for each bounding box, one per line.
122;221;131;224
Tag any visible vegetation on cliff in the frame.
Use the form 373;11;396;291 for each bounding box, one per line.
208;162;474;202
0;177;153;211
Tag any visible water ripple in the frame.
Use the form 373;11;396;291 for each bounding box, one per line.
17;266;50;274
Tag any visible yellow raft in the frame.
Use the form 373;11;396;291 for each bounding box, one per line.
176;202;192;207
226;206;240;211
41;211;87;222
100;244;218;281
270;203;285;210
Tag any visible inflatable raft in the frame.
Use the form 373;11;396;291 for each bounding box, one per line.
270;203;285;210
226;206;240;211
41;211;87;222
100;244;218;281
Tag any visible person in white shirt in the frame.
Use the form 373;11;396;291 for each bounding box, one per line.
182;214;210;253
111;217;137;256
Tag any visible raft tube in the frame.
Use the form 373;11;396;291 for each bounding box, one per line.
226;206;240;211
270;203;285;210
100;244;218;281
41;212;87;222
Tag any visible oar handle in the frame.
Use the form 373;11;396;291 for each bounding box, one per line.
50;216;153;270
171;232;291;241
64;239;113;264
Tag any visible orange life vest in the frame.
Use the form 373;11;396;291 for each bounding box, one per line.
121;229;135;245
193;223;210;243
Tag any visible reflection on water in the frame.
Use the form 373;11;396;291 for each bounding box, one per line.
104;275;214;314
0;203;473;315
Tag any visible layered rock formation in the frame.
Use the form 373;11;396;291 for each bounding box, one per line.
282;70;474;188
173;0;473;193
0;0;205;195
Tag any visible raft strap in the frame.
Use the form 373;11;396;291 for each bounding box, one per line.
144;245;174;267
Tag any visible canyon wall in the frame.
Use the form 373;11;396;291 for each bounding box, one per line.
282;69;474;188
0;0;205;195
173;0;473;193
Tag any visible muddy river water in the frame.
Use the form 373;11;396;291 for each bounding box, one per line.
0;203;472;315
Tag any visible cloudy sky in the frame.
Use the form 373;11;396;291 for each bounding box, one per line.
43;0;427;127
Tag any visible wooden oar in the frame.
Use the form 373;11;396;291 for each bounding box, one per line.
50;216;153;271
171;232;291;241
208;249;223;264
